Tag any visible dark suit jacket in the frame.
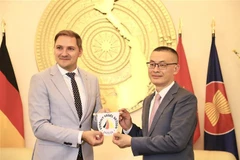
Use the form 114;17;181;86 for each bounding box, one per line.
129;82;197;160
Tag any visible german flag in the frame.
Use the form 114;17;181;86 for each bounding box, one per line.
0;32;24;147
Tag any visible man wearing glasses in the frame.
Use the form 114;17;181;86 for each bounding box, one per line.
113;46;197;160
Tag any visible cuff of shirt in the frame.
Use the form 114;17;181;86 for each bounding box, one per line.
78;131;83;144
123;124;133;134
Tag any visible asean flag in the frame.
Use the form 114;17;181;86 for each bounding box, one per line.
175;33;200;143
204;34;239;160
0;32;24;147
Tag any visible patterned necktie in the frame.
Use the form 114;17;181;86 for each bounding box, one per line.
66;72;83;121
149;94;161;130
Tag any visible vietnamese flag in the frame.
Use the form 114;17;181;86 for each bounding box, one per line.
175;33;200;144
0;32;24;147
204;33;238;159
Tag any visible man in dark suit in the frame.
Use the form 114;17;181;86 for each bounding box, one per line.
112;46;197;160
29;30;108;160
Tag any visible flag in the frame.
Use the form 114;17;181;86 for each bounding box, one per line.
204;34;239;159
175;33;200;143
0;32;24;147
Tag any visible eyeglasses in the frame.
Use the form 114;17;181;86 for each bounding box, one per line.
146;61;177;70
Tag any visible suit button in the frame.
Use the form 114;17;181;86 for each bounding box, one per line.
79;124;82;128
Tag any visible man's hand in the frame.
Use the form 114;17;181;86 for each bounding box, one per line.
82;130;104;146
118;108;132;130
112;132;131;148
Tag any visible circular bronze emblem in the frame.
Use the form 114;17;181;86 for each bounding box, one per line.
35;0;176;112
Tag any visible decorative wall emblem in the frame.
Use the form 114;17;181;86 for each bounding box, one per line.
35;0;176;112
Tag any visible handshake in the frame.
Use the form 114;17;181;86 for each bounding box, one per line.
82;108;132;148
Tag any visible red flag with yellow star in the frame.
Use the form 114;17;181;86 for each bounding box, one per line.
175;33;200;143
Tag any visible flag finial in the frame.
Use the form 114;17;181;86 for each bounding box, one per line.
178;18;182;35
1;19;6;33
211;18;215;36
233;50;240;58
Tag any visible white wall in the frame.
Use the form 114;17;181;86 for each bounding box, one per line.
0;0;240;159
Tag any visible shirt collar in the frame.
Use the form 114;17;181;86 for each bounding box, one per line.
57;64;79;76
155;81;175;98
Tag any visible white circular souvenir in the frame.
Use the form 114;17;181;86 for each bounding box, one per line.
97;112;119;136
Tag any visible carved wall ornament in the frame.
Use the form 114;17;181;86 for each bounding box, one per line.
35;0;176;112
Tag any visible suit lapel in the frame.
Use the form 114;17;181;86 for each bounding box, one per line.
50;65;79;121
78;68;90;120
148;83;179;135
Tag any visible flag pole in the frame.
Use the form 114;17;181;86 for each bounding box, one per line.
1;19;6;33
211;18;215;37
178;18;182;35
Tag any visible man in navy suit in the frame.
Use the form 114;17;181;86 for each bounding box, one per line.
112;46;197;160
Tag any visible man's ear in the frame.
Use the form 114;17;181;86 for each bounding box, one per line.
78;49;83;57
173;64;180;74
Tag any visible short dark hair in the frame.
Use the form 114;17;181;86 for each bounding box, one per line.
153;46;178;62
54;30;82;50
